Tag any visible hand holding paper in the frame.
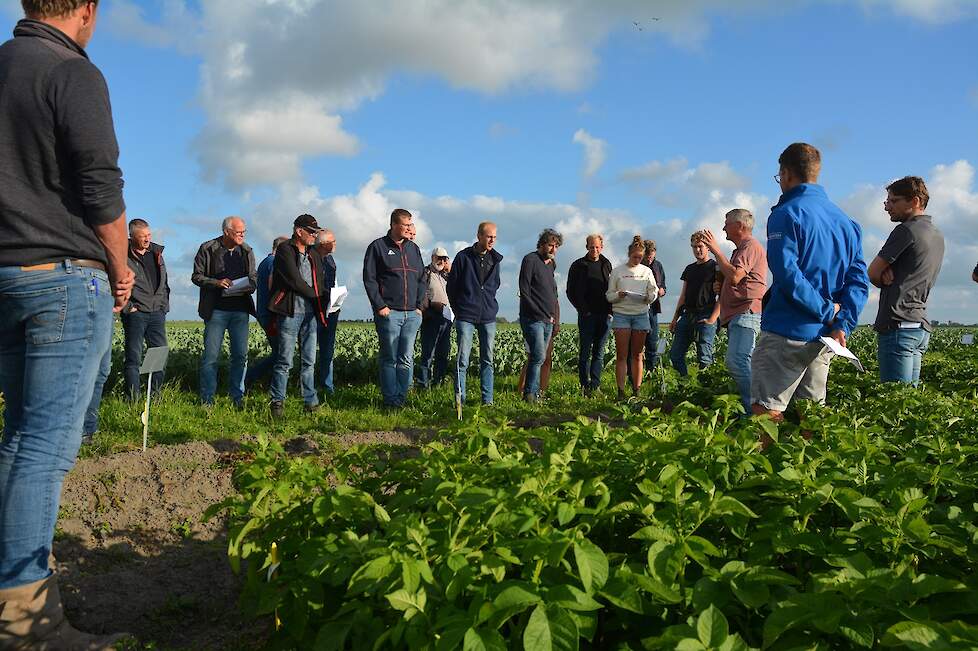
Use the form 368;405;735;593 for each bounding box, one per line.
221;276;251;296
328;285;348;314
819;335;865;373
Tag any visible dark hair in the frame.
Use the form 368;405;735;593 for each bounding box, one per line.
886;175;929;209
272;236;290;252
778;142;821;182
390;208;412;225
21;0;96;18
628;235;646;256
643;239;656;253
536;228;563;248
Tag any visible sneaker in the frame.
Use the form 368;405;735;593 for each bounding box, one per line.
304;403;320;414
617;388;627;401
582;386;592;398
81;431;96;446
232;399;245;411
270;401;285;419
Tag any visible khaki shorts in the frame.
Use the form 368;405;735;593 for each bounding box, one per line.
750;331;834;412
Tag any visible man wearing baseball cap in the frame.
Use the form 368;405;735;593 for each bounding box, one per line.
268;214;331;418
417;246;453;389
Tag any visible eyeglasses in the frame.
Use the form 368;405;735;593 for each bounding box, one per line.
227;229;246;236
774;174;781;184
883;196;907;205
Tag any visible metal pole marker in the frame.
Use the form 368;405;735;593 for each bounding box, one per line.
138;346;169;452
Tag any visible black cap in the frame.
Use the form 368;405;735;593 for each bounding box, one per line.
293;214;321;233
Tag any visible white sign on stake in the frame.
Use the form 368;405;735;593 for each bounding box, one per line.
961;334;974;345
138;346;169;452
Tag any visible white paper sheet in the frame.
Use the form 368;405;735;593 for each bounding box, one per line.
622;290;647;301
328;285;348;314
819;336;865;373
443;304;455;322
222;276;251;296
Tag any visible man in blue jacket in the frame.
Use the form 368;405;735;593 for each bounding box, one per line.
447;222;503;406
752;143;869;424
363;209;426;408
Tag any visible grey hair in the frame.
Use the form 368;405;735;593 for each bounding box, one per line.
585;233;603;246
221;216;243;232
271;236;290;252
537;228;564;248
316;228;334;244
726;208;754;229
128;218;149;238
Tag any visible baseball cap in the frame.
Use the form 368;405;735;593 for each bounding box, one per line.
293;214;321;233
433;246;449;258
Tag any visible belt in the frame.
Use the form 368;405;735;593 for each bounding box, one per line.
19;259;106;272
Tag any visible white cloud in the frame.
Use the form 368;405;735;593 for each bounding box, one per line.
572;129;607;178
860;0;978;24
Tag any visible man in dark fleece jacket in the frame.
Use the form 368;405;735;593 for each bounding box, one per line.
0;3;132;647
519;228;563;402
362;209;426;408
447;221;503;405
268;214;331;418
566;233;612;396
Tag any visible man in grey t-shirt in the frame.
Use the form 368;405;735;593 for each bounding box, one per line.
868;176;944;385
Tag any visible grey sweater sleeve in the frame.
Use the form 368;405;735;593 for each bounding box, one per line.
50;58;125;225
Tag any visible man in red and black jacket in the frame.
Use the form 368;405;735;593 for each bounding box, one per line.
362;208;426;408
267;214;330;418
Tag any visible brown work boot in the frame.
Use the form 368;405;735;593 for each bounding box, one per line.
0;574;129;650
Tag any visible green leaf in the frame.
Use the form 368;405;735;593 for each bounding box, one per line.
839;621;875;648
676;639;707;651
373;502;391;524
697;605;729;647
493;584;542;611
523;604;552;651
402;560;420;593
557;503;577;526
730;578;769;609
712;495;758;519
546;584;603;611
882;621;950;650
573;538;609;594
463;627;507;651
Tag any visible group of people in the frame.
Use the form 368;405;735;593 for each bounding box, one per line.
0;1;954;647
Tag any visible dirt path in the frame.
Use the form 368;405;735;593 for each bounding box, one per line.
54;431;426;650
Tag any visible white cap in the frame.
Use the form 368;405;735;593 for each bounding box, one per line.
432;246;449;258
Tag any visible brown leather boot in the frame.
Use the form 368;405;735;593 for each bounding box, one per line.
0;574;129;650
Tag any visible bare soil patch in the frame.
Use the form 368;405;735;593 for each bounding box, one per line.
54;431;429;650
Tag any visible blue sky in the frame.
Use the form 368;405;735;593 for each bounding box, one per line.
4;0;976;321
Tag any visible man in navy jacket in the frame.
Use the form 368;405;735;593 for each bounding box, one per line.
752;143;868;427
362;209;426;408
447;221;503;405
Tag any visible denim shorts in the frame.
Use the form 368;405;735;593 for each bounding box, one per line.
612;312;650;331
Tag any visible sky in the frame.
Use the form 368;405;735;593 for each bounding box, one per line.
4;0;977;322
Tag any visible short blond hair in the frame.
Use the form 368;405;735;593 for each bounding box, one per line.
690;230;708;245
586;233;603;246
477;221;496;235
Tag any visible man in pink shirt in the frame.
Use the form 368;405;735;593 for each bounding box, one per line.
703;209;768;416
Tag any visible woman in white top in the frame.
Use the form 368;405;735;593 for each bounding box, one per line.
606;236;658;399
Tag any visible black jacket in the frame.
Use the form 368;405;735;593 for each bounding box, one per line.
0;20;125;267
645;259;666;314
566;254;612;316
127;242;169;313
268;241;328;325
191;237;257;320
518;251;557;322
362;233;426;313
446;245;503;324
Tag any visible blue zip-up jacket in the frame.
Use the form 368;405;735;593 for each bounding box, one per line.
446;244;503;324
255;253;274;326
762;183;869;341
362;233;426;313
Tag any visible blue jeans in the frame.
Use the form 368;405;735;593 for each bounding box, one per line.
121;309;167;399
577;313;610;390
374;310;422;406
878;328;930;385
670;313;717;376
199;309;250;404
520;318;553;398
245;317;278;389
0;263;113;588
417;315;452;389
271;311;319;406
83;344;112;436
724;313;761;415
645;310;660;367
455;320;496;404
317;311;340;394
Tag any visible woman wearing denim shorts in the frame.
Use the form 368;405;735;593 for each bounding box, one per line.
606;236;658;399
